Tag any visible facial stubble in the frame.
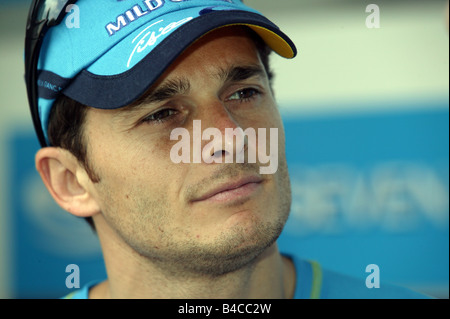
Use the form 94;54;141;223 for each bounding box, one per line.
93;159;291;280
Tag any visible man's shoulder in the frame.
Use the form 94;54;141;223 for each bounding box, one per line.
287;255;432;299
62;281;99;299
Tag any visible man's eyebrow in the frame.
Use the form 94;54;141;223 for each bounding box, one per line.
218;64;266;84
120;65;264;113
129;77;191;109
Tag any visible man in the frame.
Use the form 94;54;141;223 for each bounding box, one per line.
25;0;429;299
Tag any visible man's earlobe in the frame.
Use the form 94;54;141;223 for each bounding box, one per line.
35;147;100;218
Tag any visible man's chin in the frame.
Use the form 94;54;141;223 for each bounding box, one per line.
160;218;286;278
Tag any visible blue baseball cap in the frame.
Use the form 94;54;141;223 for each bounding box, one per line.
36;0;297;145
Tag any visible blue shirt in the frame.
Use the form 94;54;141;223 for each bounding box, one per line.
63;256;430;299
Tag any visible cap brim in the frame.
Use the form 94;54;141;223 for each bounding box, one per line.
63;10;296;110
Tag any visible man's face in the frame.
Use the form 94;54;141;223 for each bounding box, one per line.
84;27;292;277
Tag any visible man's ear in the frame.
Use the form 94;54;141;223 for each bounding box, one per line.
35;147;100;218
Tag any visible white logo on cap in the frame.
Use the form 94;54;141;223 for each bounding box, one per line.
127;17;193;68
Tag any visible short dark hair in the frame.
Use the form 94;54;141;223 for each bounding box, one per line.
47;28;273;231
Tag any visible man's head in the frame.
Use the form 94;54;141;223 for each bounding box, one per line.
27;0;296;277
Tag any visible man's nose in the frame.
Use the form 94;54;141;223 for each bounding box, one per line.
199;104;247;164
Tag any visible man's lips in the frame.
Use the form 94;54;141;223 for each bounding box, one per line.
190;176;263;203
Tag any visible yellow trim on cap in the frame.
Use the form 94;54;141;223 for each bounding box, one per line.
195;23;296;59
244;24;295;59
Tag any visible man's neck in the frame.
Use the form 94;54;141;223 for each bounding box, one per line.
90;242;295;299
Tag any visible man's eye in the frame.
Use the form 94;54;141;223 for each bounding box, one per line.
227;88;261;102
143;109;178;123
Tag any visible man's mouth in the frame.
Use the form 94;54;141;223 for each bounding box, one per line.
190;175;263;204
